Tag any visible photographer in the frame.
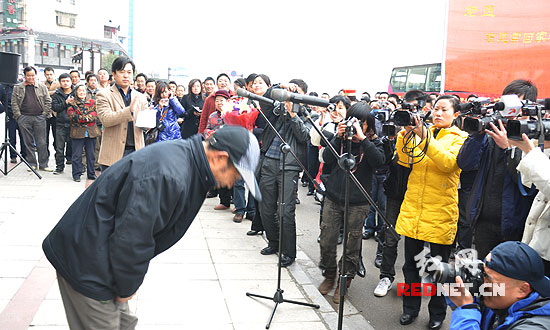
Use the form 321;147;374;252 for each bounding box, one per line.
457;79;538;261
257;79;310;268
510;134;550;276
395;95;468;329
447;241;550;329
317;102;385;304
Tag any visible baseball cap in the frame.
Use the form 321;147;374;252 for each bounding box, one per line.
486;241;550;297
208;125;261;201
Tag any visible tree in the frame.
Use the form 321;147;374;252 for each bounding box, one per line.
101;53;118;71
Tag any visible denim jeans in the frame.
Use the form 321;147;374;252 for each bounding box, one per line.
364;173;387;234
71;137;96;179
233;179;255;215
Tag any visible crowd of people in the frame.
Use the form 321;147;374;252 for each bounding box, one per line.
1;55;549;330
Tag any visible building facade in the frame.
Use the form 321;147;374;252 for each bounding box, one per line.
0;0;129;74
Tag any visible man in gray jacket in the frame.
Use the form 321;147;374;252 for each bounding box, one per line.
11;66;53;171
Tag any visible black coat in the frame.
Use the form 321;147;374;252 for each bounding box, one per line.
42;135;216;300
180;94;205;139
51;88;73;127
323;136;385;206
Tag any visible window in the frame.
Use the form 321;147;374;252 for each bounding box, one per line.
406;67;428;91
56;11;76;28
426;65;442;92
390;68;408;92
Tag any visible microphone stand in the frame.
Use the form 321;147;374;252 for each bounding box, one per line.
0;84;41;178
299;108;399;330
246;101;320;329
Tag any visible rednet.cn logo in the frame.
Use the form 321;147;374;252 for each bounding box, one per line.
395;283;505;297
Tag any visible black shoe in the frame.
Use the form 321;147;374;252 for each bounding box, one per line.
428;320;443;330
66;160;72;164
337;232;343;245
399;313;417;325
307;189;315;196
374;255;382;269
53;169;63;175
280;255;295;267
206;191;217;198
73;177;81;182
301;182;308;187
296;197;300;205
245;213;255;220
260;246;278;255
362;230;374;240
317;235;320;243
247;230;263;236
87;175;97;180
10;158;17;163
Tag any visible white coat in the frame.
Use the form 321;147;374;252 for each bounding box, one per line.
517;148;550;261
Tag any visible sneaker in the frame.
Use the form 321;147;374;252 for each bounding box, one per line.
73;177;81;182
10;157;17;163
374;277;392;297
26;166;38;172
53;170;64;175
39;167;54;172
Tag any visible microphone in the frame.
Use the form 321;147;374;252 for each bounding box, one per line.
271;89;331;108
236;88;278;106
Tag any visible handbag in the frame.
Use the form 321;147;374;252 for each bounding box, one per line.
144;108;169;146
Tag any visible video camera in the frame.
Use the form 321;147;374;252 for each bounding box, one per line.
506;98;550;141
457;96;522;134
424;256;486;295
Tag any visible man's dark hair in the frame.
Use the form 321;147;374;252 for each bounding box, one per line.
169;80;177;86
256;74;271;87
70;70;80;77
379;91;389;97
153;81;169;104
322;92;330;98
136;73;148;81
403;89;426;103
346;101;376;135
204;76;215;84
388;93;401;103
329;95;351;109
23;66;37;75
234;78;246;89
59;73;71;81
145;78;156;85
84;70;93;80
245;73;258;85
309;92;318;97
434;95;460;113
289;79;308;94
502;79;537;102
44;67;54;73
467;94;478;99
217;73;231;83
111;56;135;74
86;74;98;83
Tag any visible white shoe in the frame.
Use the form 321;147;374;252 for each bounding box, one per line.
374;277;392;297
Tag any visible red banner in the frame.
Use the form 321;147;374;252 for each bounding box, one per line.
445;0;550;98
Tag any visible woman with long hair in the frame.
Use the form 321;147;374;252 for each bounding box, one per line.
180;79;204;139
152;81;185;142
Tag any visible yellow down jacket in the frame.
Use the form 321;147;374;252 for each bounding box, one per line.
394;125;468;245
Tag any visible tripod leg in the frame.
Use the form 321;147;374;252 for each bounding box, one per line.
281;298;320;308
265;301;280;329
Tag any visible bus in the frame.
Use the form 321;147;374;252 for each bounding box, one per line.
388;63;441;95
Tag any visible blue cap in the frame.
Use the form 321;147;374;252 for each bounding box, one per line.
486;241;550;297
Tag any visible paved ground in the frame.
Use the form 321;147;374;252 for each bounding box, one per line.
0;122;373;330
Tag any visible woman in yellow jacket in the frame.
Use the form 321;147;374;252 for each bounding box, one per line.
394;95;468;329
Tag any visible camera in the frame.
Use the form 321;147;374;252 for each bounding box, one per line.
461;114;503;134
371;108;391;122
393;109;431;127
506;99;550;141
382;124;398;137
457;97;491;115
424;256;485;295
342;117;360;136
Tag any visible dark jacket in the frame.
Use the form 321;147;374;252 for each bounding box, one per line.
383;137;411;202
457;133;534;236
42;135;215;301
259;86;310;171
323;136;385;206
180;94;205;139
450;292;550;330
51;88;73;127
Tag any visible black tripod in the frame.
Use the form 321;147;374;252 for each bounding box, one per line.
0;84;41;178
246;101;320;329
